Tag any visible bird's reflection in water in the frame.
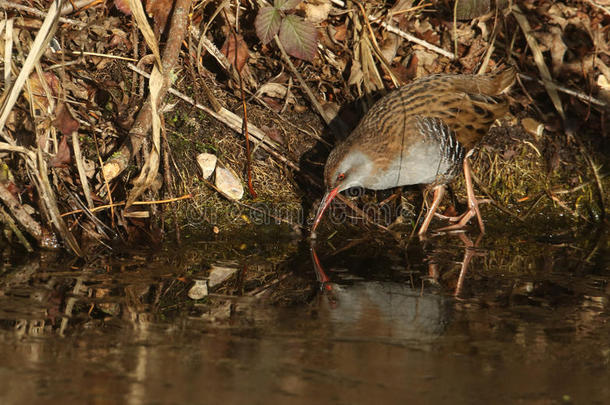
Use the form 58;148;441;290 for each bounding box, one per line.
309;230;486;324
424;232;485;297
308;235;464;341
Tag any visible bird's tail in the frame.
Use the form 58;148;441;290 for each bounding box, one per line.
449;66;517;95
487;66;517;94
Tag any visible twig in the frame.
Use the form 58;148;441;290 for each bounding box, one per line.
60;277;82;336
518;73;608;108
336;193;390;233
0;206;33;251
274;35;348;138
353;0;400;87
59;0;102;15
35;149;82;256
61;193;193;216
71;130;94;209
4;18;14;87
0;142;37;160
585;0;610;16
160;128;181;242
453;0;459;59
547;191;592;223
223;8;257;198
54;50;138;62
376;21;455;60
0;0;87;28
247;273;289;297
0;183;42;241
93;132;115;226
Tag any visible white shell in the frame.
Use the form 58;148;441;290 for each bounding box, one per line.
196;153;217;179
215;167;244;200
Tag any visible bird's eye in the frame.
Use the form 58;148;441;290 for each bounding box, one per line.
336;173;345;182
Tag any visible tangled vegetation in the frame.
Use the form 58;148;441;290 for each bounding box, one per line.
0;0;607;255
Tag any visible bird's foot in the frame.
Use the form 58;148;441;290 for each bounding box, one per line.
434;198;490;233
434;199;491;223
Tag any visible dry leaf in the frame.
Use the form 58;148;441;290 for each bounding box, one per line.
536;26;567;76
262;125;285;145
379;31;401;64
114;0;131;14
24;72;60;117
50;136;71;168
197;153;217;179
521;118;544;139
256;82;296;104
512;5;565;119
146;0;174;34
127;0;162;67
53;102;79;136
303;0;331;23
221;33;250;73
333;23;347;42
215;167;244;200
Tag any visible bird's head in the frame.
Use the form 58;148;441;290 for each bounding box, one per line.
312;145;371;234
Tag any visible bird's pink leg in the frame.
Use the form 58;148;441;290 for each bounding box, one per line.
437;159;485;233
418;185;445;237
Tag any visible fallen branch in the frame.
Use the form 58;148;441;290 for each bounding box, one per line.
102;0;192;181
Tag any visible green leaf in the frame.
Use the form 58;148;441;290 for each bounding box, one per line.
275;0;302;11
279;15;318;61
255;6;282;45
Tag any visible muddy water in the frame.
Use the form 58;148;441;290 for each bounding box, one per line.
0;227;608;405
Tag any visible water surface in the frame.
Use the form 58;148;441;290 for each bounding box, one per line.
0;227;608;404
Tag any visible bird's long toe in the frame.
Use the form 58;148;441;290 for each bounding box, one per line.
434;196;489;233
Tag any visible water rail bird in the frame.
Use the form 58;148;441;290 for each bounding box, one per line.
311;67;516;237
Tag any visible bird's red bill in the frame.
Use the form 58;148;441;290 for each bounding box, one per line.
312;187;340;233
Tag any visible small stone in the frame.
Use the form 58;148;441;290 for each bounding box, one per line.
215;167;244;200
188;279;208;300
197;153;217;180
208;265;238;288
